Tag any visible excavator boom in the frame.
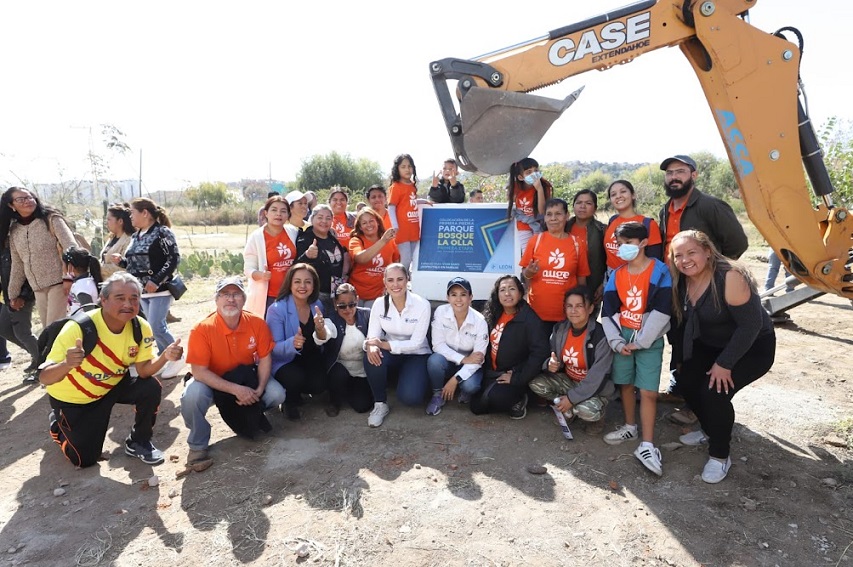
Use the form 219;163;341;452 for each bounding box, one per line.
429;0;853;299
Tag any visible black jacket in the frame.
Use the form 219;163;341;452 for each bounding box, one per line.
322;306;371;372
428;180;466;204
486;302;549;386
659;188;748;260
295;226;349;294
546;318;615;404
212;364;272;439
0;246;33;304
565;216;606;295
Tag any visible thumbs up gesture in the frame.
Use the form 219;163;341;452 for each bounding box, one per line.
65;338;86;367
548;351;560;373
306;238;319;259
293;327;305;350
313;305;327;340
165;337;184;361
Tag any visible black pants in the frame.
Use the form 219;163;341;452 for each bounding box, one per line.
275;354;328;409
49;374;162;468
327;362;374;413
0;302;38;368
470;377;527;415
677;333;776;459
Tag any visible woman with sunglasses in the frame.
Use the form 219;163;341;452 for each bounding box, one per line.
321;284;374;417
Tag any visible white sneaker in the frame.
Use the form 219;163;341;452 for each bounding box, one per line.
368;402;390;428
634;443;663;476
603;423;638;445
679;429;709;446
701;456;732;484
159;358;186;379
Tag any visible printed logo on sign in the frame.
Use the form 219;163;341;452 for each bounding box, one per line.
277;243;292;258
626;285;643;312
548;11;651;66
549;249;565;270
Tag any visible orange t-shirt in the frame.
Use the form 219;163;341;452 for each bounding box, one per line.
265;229;296;298
520;232;591;322
348;235;401;300
665;202;685;258
514;186;536;231
569;223;587;250
561;329;588;382
332;213;351;242
604;215;663;269
388;181;420;243
187;311;275;378
614;260;655;330
489;311;515;370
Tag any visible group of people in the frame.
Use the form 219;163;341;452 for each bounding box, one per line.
33;153;775;486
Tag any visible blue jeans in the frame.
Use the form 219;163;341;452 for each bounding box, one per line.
363;352;429;406
180;377;286;451
765;249;794;292
426;353;483;394
141;295;175;352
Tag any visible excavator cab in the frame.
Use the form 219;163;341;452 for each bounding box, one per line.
429;57;582;175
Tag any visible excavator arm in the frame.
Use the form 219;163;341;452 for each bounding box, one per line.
430;0;853;298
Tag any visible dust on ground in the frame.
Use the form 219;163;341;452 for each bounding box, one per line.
0;252;851;567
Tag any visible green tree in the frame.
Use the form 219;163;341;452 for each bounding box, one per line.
542;163;574;200
185;181;234;209
707;161;738;199
820;117;853;206
296;152;384;194
628;165;666;216
573;170;611;197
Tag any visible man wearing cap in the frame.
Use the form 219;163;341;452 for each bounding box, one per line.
658;155;748;260
285;190;310;230
181;276;285;470
425;277;488;415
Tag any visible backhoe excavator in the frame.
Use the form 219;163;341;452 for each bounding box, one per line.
429;0;853;306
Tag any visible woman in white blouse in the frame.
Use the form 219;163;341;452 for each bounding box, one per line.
425;277;488;415
363;263;431;428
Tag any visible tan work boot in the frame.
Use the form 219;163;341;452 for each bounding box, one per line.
186;449;213;472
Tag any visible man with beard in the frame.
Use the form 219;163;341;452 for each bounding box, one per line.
181;276;285;471
657;155;748;413
658;155;747;260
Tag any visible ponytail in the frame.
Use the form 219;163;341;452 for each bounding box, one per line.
88;255;103;285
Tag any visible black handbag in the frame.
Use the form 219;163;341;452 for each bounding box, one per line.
166;275;187;300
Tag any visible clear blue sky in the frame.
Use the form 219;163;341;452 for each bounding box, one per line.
1;1;850;191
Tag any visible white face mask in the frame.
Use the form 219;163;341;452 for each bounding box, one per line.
523;171;542;185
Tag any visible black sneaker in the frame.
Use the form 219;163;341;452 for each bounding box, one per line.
125;437;165;465
22;369;38;384
509;393;528;420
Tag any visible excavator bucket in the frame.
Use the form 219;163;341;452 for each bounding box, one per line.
457;86;583;175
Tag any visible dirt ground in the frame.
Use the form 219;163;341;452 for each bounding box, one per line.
0;248;851;567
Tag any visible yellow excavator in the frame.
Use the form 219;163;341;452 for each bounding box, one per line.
429;0;853;308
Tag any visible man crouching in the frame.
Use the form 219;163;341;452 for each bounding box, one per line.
181;276;285;471
41;273;183;468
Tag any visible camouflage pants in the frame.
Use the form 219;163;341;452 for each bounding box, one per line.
529;372;608;422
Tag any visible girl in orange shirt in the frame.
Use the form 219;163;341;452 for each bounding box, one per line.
387;153;421;270
603;179;663;276
506;157;553;253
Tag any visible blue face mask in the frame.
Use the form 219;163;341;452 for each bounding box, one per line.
523;171;542;185
617;243;640;261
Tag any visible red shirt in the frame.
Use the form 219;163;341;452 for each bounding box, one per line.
614;260;655;330
489;311;515;370
265;229;296;298
187;311;275;378
514;187;536;231
604;215;663;270
561;329;588;381
520;232;591;322
388;181;420;243
348;235;401;300
665;201;685;258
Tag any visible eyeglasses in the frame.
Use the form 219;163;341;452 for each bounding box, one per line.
335;302;357;310
217;292;243;300
665;168;691;177
12;196;35;204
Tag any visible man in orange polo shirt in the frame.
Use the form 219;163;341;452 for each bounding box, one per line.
181;276;284;470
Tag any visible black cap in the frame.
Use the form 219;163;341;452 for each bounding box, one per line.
660;155;697;171
446;277;472;295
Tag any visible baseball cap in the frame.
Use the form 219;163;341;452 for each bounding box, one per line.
446;277;472;295
659;155;697;171
284;190;306;205
215;276;245;295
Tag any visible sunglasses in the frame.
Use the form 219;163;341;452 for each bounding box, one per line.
335;302;357;310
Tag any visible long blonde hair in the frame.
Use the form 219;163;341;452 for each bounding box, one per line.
668;230;756;323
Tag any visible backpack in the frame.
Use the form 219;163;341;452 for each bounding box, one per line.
36;305;143;377
607;215;653;235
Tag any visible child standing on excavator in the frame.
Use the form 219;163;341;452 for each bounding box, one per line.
506;157;552;252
